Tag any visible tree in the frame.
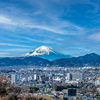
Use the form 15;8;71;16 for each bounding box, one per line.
8;94;19;100
6;86;21;93
29;86;39;93
0;87;8;96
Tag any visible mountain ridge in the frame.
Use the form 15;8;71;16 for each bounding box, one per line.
0;53;100;67
52;53;100;67
0;56;51;66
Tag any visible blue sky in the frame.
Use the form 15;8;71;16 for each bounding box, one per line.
0;0;100;57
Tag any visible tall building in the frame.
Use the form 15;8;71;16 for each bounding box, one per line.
39;75;49;81
68;88;77;96
34;74;39;80
67;73;72;80
11;74;18;83
71;73;84;81
95;80;100;86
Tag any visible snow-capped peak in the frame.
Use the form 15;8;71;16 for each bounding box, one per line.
22;45;71;61
25;46;55;56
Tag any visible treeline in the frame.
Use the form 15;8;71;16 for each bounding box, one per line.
53;84;78;91
0;94;48;100
29;86;39;93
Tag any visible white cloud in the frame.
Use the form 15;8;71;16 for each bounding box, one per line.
0;51;10;55
5;48;30;52
89;33;100;41
0;43;33;47
0;51;25;57
0;0;98;36
21;36;53;43
0;15;17;25
0;14;85;35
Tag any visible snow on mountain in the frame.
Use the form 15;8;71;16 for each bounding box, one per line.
23;46;71;61
25;46;55;56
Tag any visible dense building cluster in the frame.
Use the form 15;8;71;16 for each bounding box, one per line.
0;66;100;99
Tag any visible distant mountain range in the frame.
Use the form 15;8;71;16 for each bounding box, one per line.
0;57;51;66
52;53;100;67
0;53;100;67
23;46;71;61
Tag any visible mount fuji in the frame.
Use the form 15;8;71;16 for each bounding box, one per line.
23;46;71;61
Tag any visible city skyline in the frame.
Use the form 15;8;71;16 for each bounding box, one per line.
0;0;100;57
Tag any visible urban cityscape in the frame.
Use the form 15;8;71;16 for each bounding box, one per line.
0;66;100;100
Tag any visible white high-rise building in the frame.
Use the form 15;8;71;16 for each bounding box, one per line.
71;73;84;81
67;73;72;80
34;74;39;80
11;74;18;83
95;80;100;86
